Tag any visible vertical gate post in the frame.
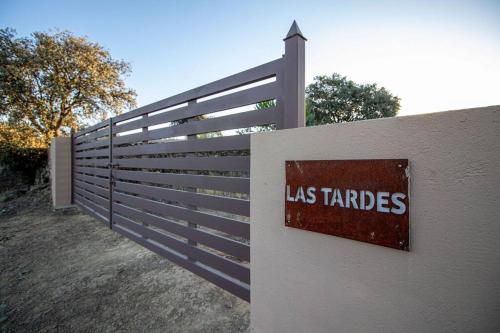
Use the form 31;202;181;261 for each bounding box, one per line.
108;117;113;229
186;99;198;261
282;20;306;129
141;114;150;238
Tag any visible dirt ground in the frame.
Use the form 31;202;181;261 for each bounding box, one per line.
0;186;249;333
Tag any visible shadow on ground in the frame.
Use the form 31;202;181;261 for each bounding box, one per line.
0;187;249;333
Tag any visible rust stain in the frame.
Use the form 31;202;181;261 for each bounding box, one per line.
285;159;410;251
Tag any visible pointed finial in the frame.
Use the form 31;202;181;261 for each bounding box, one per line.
284;20;307;41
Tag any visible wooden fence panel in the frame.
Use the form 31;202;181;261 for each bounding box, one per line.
73;121;111;225
71;22;305;302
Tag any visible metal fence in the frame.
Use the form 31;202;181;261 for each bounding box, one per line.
71;22;306;302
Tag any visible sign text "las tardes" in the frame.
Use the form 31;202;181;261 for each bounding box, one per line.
285;160;410;251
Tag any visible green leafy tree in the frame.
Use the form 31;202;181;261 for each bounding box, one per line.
255;100;276;111
0;123;45;148
0;28;136;146
238;74;399;132
306;74;400;126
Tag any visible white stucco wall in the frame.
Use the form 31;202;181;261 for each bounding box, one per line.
50;137;73;209
250;106;500;333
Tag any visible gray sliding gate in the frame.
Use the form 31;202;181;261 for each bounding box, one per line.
71;22;305;302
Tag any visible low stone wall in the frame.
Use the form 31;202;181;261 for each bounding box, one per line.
250;106;500;332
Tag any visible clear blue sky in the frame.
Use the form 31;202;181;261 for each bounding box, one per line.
1;0;499;116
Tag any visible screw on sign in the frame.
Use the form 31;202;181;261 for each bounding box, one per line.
284;160;410;251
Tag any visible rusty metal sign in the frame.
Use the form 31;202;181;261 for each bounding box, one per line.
285;160;410;251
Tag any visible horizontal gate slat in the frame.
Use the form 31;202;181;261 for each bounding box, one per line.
75;187;108;207
114;181;250;216
112;213;249;283
74;128;109;144
75;148;109;158
115;100;278;138
75;158;109;167
74;120;108;138
75;166;109;177
114;84;278;144
112;192;249;238
75;201;108;224
116;156;249;172
113;170;249;194
113;223;250;301
113;134;250;157
113;203;250;261
74;140;109;151
74;173;109;188
74;192;108;221
74;179;109;198
112;57;282;124
114;108;276;146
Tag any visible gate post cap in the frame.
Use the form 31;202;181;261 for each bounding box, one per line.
284;20;307;41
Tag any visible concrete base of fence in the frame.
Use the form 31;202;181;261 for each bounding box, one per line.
250;106;500;333
50;137;73;209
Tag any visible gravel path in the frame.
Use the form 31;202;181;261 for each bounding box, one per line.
0;187;249;332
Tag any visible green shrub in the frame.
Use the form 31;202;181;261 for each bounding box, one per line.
0;145;48;184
